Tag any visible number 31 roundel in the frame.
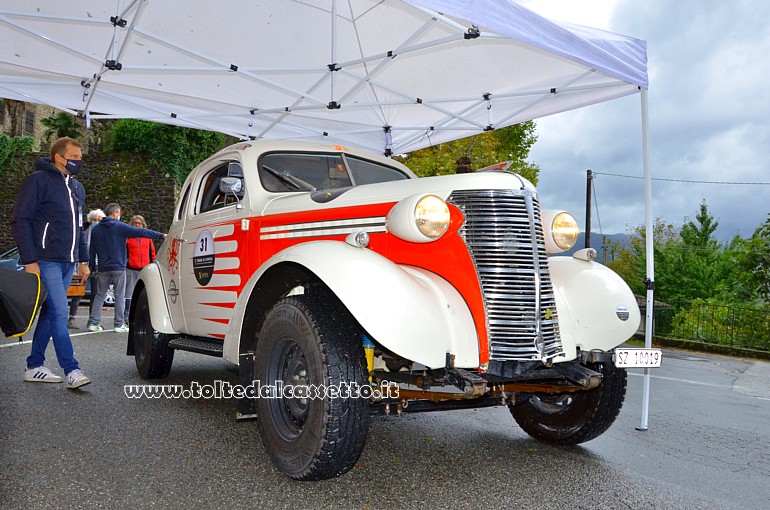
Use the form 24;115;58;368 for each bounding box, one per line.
193;229;215;286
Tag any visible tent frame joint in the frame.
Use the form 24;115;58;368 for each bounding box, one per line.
110;16;127;28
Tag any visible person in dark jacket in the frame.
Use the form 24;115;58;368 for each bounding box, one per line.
88;203;166;332
10;137;91;389
68;208;105;329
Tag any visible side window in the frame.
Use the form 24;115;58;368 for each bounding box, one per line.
345;156;409;185
259;153;352;192
176;183;191;222
197;161;245;214
258;152;407;192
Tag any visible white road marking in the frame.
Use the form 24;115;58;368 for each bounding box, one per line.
0;330;106;349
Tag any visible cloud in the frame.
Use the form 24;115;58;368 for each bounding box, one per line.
521;0;770;240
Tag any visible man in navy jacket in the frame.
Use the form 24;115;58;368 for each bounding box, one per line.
11;137;91;389
88;203;166;332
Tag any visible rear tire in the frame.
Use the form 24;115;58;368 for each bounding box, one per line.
132;288;174;379
255;294;369;480
509;362;627;445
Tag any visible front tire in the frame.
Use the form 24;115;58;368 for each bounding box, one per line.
509;362;627;445
131;288;174;379
255;294;370;480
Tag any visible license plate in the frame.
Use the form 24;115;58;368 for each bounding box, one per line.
614;348;662;368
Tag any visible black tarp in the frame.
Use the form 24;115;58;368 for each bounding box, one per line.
0;268;47;338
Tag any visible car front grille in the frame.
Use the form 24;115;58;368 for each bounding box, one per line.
447;189;563;361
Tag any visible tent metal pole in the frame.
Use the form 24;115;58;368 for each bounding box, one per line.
330;0;337;104
638;88;654;431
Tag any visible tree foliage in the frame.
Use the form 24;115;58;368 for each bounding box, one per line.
732;214;770;303
0;134;34;173
107;119;229;185
40;112;83;141
607;218;680;298
394;121;540;184
609;201;770;307
666;200;728;302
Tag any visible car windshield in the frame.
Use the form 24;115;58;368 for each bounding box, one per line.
258;153;409;193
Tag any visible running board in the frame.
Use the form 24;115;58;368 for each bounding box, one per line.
167;337;224;357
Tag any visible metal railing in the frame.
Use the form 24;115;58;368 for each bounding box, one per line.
642;301;770;356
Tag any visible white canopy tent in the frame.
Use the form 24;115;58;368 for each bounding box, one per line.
0;0;647;154
0;0;656;427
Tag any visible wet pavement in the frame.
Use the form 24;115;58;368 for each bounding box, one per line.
1;308;769;509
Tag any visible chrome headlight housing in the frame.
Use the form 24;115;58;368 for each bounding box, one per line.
542;210;579;253
386;194;450;242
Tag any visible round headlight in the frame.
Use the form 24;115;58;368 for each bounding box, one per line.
386;194;451;243
551;211;579;250
541;210;579;253
414;195;450;239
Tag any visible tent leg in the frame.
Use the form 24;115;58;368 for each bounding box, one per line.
637;88;654;432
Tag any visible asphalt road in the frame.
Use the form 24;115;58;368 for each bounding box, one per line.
1;310;769;510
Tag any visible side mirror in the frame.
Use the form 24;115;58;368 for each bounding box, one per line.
219;177;244;209
219;177;243;195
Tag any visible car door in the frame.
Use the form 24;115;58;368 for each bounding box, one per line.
177;159;250;339
157;178;193;332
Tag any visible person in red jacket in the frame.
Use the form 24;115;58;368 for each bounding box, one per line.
124;214;157;324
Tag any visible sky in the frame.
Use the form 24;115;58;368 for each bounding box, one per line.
517;0;770;241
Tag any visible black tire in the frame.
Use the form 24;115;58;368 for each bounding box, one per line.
255;294;370;481
132;288;174;379
509;362;627;445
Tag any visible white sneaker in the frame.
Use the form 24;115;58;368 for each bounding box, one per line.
24;366;63;383
66;369;91;389
87;324;103;332
113;325;129;333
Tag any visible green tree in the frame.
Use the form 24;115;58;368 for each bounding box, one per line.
608;201;729;304
395;121;540;184
732;214;770;303
40;111;83;141
667;200;726;302
607;218;680;298
107;119;229;185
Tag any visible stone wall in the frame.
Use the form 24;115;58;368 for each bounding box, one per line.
0;151;177;252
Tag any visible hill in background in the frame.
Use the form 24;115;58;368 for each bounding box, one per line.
554;232;631;264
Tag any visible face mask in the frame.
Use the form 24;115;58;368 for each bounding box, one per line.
65;159;83;175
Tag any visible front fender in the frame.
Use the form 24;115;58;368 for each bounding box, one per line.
224;241;479;369
136;263;176;334
548;256;641;361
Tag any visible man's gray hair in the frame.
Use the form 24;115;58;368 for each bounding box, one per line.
87;209;105;222
104;203;121;217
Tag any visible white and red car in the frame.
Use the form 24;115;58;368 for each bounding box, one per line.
128;140;641;480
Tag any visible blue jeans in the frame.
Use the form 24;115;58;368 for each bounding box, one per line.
27;261;80;374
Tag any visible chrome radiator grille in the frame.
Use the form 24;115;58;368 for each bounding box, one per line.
448;189;563;361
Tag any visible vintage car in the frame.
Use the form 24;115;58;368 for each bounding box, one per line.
127;140;641;480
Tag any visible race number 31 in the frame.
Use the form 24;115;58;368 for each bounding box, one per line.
193;229;215;286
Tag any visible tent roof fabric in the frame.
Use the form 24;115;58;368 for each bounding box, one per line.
0;0;647;155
